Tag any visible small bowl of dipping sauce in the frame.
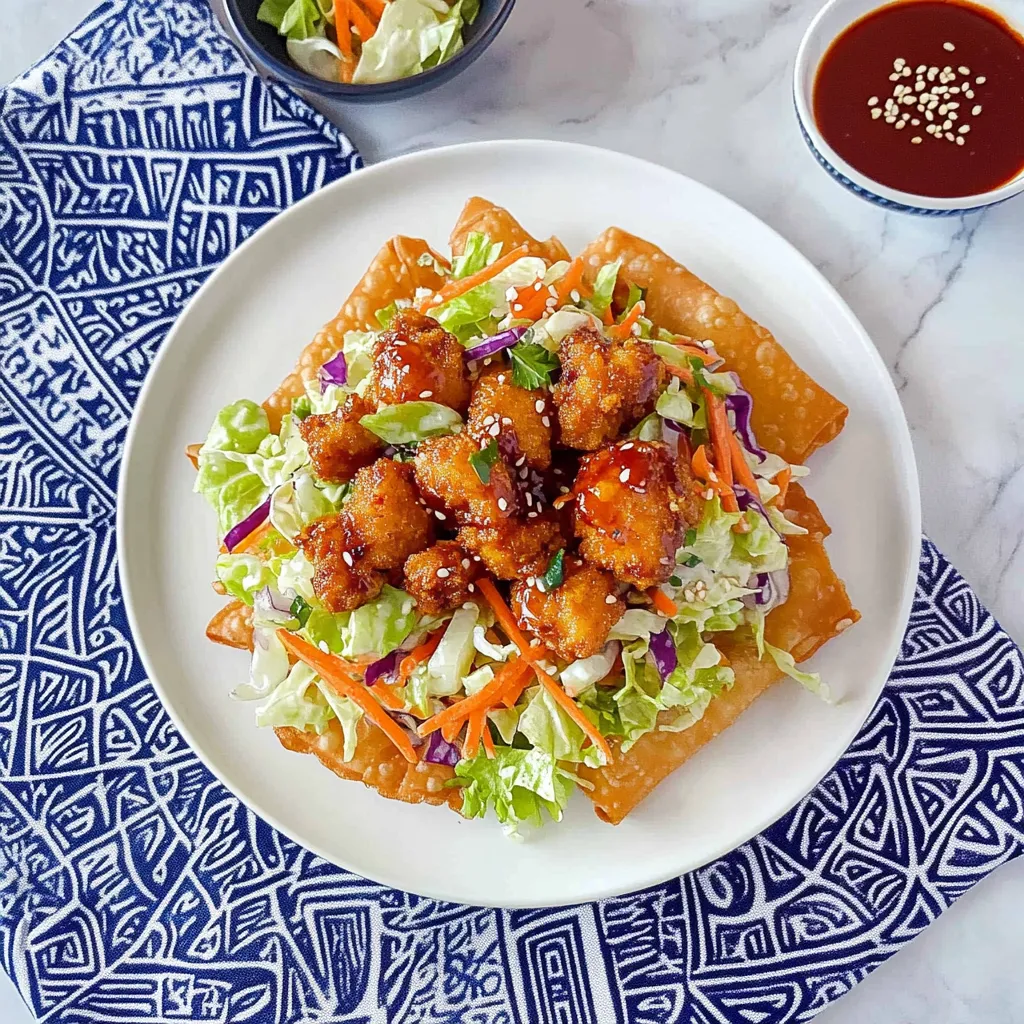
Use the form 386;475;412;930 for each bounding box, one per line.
794;0;1024;213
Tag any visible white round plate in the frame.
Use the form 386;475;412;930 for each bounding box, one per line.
118;140;920;908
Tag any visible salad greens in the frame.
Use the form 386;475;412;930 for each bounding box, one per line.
195;222;831;840
258;0;480;87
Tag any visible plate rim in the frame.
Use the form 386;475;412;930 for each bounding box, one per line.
116;138;922;907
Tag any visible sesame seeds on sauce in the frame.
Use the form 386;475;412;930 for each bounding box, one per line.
813;0;1024;197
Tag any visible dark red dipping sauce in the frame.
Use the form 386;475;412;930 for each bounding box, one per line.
814;0;1024;197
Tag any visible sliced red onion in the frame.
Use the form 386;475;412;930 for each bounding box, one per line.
748;569;791;612
424;730;461;766
464;326;529;361
365;651;398;686
223;497;270;552
649;627;678;682
318;350;347;391
724;380;767;461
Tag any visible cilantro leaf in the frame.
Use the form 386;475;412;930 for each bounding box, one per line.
509;342;559;390
290;595;312;628
469;439;499;483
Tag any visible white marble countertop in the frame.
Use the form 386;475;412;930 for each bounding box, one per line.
2;0;1023;1021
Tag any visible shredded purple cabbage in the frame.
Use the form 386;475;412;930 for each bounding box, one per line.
223;497;270;552
464;326;529;361
649;627;678;682
735;485;783;539
365;651;398;686
318;350;347;391
724;380;767;461
424;731;462;766
389;711;426;748
749;570;791;611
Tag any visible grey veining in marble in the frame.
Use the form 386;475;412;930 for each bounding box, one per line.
1;0;1023;1021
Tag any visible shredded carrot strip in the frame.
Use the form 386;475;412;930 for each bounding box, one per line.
357;0;385;16
673;342;718;365
372;682;405;710
231;519;291;557
277;631;419;763
348;0;377;39
601;304;614;326
333;0;351;56
666;363;694;386
691;445;720;491
481;719;496;758
536;670;613;763
554;257;586;306
441;719;460;743
476;579;613;762
463;709;485;759
607;301;644;341
186;442;201;469
728;430;761;498
510;277;552;321
775;467;792;506
418;657;523;736
499;659;532;708
703;390;739;513
419;243;530;312
648;588;678;618
397;629;444;685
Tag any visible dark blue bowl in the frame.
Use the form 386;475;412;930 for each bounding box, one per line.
223;0;515;100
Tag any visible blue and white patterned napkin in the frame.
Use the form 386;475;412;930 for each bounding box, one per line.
2;2;1023;1021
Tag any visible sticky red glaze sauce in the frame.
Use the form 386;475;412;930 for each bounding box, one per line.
813;0;1024;197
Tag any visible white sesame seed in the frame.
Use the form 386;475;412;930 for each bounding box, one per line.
342;551;353;567
911;119;920;126
915;80;925;92
534;399;545;413
501;417;512;426
497;497;508;511
512;304;522;312
871;108;882;119
972;104;982;115
964;89;974;98
925;110;934;121
683;589;695;603
516;455;526;467
916;64;926;74
911;136;922;144
888;73;900;82
976;76;986;84
956;136;965;145
894;57;905;69
488;422;500;437
901;67;911;77
896;120;906;129
605;594;618;604
958;65;970;75
505;286;518;301
559;485;570;494
526;576;535;587
497;374;505;384
533;281;542;291
621;442;634;450
867;96;878;106
434;510;447;520
541;416;551;428
525;492;533;507
436;567;450;578
943;41;955;51
461;558;470;569
527;510;538;519
884;115;897;124
945;132;955;141
958;124;970;133
948;111;958;121
619;469;630;483
419;390;432;398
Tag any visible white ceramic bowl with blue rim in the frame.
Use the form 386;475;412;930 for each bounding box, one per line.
794;0;1024;215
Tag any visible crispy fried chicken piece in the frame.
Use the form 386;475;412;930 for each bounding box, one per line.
299;393;382;483
467;368;553;470
403;541;480;616
552;324;666;450
296;458;433;612
414;432;520;527
297;514;385;613
511;558;624;661
458;516;564;581
345;458;434;570
366;308;470;412
572;439;692;589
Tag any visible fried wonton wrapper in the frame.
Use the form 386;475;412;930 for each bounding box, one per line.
449;196;571;265
263;236;450;431
577;484;859;823
276;721;461;809
577;228;848;465
206;600;254;651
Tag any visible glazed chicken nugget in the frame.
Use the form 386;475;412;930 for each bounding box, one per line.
414;433;520;526
467;368;553;470
573;439;691;589
299;393;382;484
345;458;434;570
403;541;480;616
297;514;385;613
458;515;564;581
366;309;470;413
553;324;666;450
511;558;624;661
